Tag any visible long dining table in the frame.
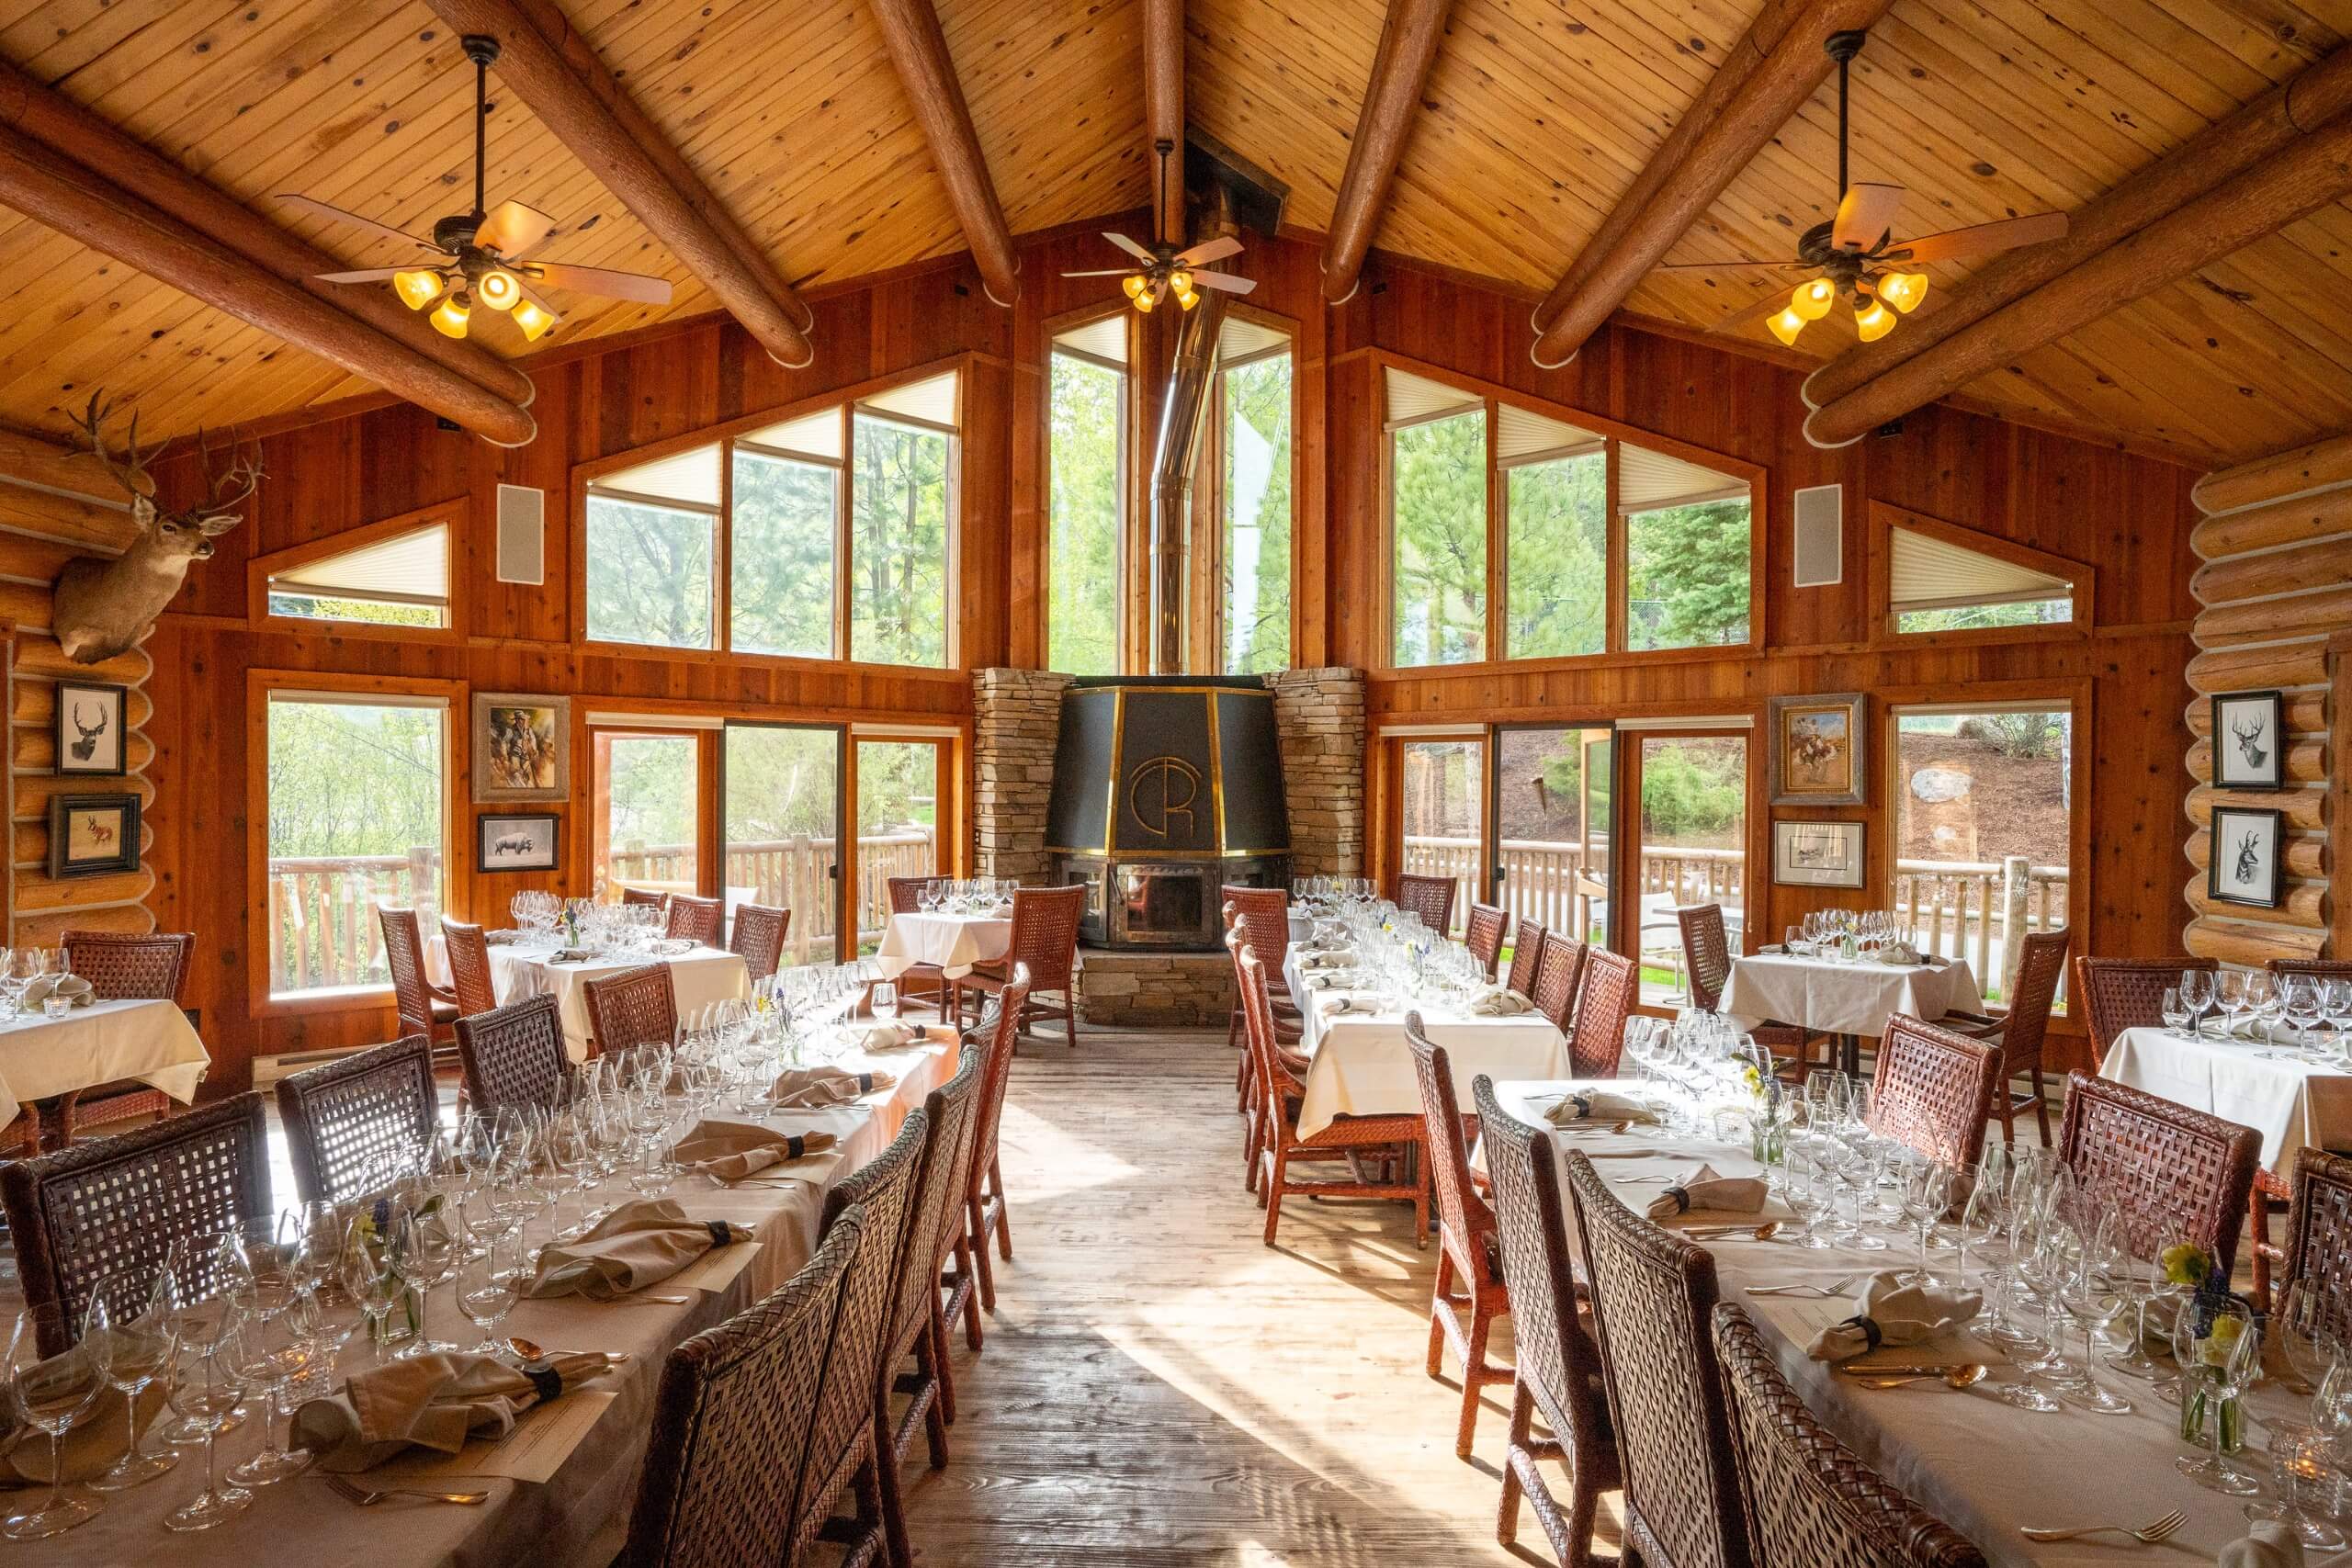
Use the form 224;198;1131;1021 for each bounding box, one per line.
1480;1077;2345;1567
48;1031;956;1568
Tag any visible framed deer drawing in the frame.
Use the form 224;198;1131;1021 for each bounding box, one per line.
2209;805;2284;910
52;680;127;776
2210;690;2286;791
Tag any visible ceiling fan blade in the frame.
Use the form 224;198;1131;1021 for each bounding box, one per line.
475;199;558;258
1104;231;1157;263
526;261;674;305
1188;270;1258;295
313;267;410;284
1653;259;1804;272
1831;182;1905;253
277;193;437;254
1173;235;1242;267
1890;210;2069;265
1059;268;1139;277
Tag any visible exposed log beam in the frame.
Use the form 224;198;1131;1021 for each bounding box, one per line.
1528;0;1894;367
868;0;1020;305
1804;113;2352;448
427;0;817;366
0;123;537;445
1804;43;2352;415
1320;0;1453;304
0;423;120;497
0;60;536;412
1144;0;1185;246
2195;427;2352;515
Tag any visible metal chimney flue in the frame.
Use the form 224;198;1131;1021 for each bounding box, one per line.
1146;194;1236;675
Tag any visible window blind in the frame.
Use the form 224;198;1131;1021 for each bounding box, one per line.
1618;443;1747;513
1053;315;1129;365
739;407;842;460
1219;315;1289;362
1384;366;1481;427
860;370;959;430
1496;401;1602;464
593;444;722;509
1888;526;2072;614
268;524;448;608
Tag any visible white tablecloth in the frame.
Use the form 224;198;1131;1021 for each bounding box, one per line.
2100;1023;2352;1176
428;942;751;1060
0;998;209;1116
875;911;1012;981
1720;952;1983;1039
1283;952;1569;1140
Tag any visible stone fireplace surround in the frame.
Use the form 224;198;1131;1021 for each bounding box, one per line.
971;667;1366;1026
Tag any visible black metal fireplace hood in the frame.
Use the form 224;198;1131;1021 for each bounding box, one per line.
1046;676;1289;949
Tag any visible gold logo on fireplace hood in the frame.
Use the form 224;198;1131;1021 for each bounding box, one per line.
1125;755;1201;840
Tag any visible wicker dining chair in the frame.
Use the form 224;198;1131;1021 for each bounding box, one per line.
1568;949;1637;1079
1224;886;1303;1116
938;991;1018;1358
1865;1015;2000;1170
663;893;724;947
1562;1147;1752;1568
1;1092;270;1356
2280;1147;2352;1347
1503;917;1545;998
2058;1069;2260;1277
1464;901;1508;980
794;1112;927;1567
956;883;1086;1050
1678;904;1824;1086
2074;955;2211;1066
1406;1019;1510;1459
275;1034;437;1204
1473;1077;1622;1565
1934;926;2070;1146
898;1043;982;1470
454;994;572;1119
2241;960;2352;1312
1396;872;1458;936
619;1211;859;1568
582;964;678;1056
1532;932;1587;1032
884;876;952;1021
1713;1303;1986;1568
727;902;790;983
379;905;459;1052
39;929;198;1147
439;917;500;1017
1239;945;1428;1247
2272;959;2352;983
1227;923;1315;1190
618;886;668;912
960;968;1031;1329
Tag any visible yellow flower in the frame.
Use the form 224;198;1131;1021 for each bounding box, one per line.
2161;1243;2211;1288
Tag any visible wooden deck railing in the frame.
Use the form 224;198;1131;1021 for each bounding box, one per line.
609;829;936;963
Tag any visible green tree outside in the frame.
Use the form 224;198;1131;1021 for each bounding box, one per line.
1225;352;1293;674
1391;411;1487;665
1048;352;1123;675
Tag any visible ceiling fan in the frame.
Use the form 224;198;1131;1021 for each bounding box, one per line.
1662;30;2067;349
277;35;673;344
1059;140;1259;313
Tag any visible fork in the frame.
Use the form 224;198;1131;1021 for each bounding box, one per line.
2018;1508;2186;1544
323;1473;490;1506
1745;1273;1863;1298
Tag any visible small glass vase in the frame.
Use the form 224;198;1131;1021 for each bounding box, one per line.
2179;1382;2245;1454
1749;1113;1782;1167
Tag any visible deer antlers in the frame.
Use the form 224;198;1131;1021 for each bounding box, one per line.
63;391;261;535
188;426;263;534
66;392;159;502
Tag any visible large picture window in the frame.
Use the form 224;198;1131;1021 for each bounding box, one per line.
1219;317;1294;675
1047;316;1126;675
582;367;961;668
1383;362;1757;669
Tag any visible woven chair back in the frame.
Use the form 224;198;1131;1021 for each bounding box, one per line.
1;1092;270;1356
1570;949;1637;1078
886;875;929;915
1406;1019;1490;1287
895;1043;983;1358
664;894;723;947
1222;885;1292;975
2075;956;2210;1064
1996;928;2072;1073
2284;1147;2352;1348
583;964;678;1055
1396;873;1457;936
378;906;439;1038
1678;904;1734;1012
729;903;790;982
1008;885;1086;993
619;886;667;910
1563;1148;1750;1568
60;930;193;1003
2059;1069;2260;1276
1713;1303;1986;1568
1868;1015;1999;1169
1532;933;1586;1030
454;994;571;1119
971;967;1032;1190
1504;918;1544;998
1464;902;1507;978
276;1033;436;1204
440;918;499;1016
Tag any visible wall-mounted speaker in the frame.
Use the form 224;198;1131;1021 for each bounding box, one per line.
495;483;545;585
1792;483;1843;587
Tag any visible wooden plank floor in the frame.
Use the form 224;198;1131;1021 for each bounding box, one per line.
901;1025;1600;1565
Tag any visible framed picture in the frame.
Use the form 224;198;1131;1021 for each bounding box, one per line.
49;792;141;878
2209;806;2286;909
52;679;128;776
1769;693;1867;806
472;693;570;802
1772;818;1865;888
478;812;561;874
2210;690;2286;791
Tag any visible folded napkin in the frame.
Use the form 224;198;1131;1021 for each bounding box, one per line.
17;974;93;1010
0;1345;165;1486
290;1349;611;1472
2218;1523;2306;1568
851;1022;917;1050
1297;949;1353;970
769;1065;898;1109
549;948;594;964
655;939;696;956
1317;994;1385;1018
485;929;526;946
673;1122;838;1181
526;1199;752;1300
1804;1271;1983;1362
1645;1164;1768;1222
1544;1090;1659;1126
1467;989;1535;1017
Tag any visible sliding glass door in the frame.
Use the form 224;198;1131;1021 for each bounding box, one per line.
592;728;701;902
1627;729;1749;1007
854;738;947;954
1489;725;1611;964
721;723;845;964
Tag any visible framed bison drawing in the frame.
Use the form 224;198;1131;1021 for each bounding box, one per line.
1769;693;1867;807
478;812;560;874
2210;690;2286;792
52;679;128;776
472;692;570;803
50;792;140;878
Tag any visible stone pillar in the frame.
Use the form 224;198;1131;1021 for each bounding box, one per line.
970;668;1073;886
1266;666;1366;877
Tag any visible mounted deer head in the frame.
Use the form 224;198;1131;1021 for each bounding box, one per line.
51;392;262;663
2230;714;2269;770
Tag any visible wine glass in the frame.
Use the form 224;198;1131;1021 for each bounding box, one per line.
2282;976;2323;1056
385;1197;460;1355
81;1269;182;1490
871;980;899;1027
226;1217;310;1487
455;1230;520;1356
1898;1158;1953;1286
2056;1211;2132;1415
2;1307;103;1539
2215;970;2249;1041
161;1295;251;1531
339;1213;402;1363
1954;1162;2005;1293
2180;969;2215;1039
2161;987;2191;1039
2174;1294;2263;1494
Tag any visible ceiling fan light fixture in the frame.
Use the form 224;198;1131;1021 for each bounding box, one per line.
1792;277;1836;321
392;268;446;310
1134;284;1158;313
1767;307;1807;347
477;268;523;311
512;298;558;342
1879;270;1929;313
1122;273;1146;300
1854;297;1896;342
430;291;473;340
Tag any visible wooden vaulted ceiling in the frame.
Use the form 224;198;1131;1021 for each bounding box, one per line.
2;0;2350;463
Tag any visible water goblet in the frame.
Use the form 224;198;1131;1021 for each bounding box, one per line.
1;1310;105;1540
1898;1159;1953;1285
160;1299;251;1532
81;1269;183;1491
456;1232;520;1357
2181;969;2215;1039
385;1197;461;1355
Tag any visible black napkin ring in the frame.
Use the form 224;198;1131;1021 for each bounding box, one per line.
785;1134;806;1160
1664;1185;1691;1214
705;1220;736;1247
1839;1315;1884;1353
1568;1093;1593;1120
856;1072;876;1093
523;1360;565;1404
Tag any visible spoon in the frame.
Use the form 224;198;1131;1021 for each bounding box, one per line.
1557;1121;1633;1135
1849;1364;1990;1391
505;1336;630;1364
1684;1221;1781;1241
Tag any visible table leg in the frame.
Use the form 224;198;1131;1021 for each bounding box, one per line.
1838;1033;1860;1079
